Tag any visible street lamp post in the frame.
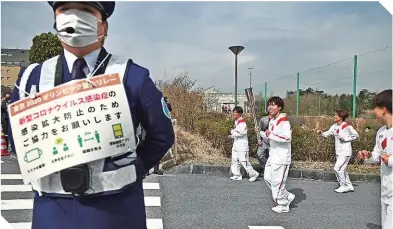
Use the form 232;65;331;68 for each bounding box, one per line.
229;45;244;108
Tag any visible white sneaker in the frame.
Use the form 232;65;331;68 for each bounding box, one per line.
287;193;295;206
272;204;290;213
230;175;242;181
346;185;355;192
248;172;259;182
335;186;349;193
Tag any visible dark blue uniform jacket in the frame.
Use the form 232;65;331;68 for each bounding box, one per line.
8;50;175;229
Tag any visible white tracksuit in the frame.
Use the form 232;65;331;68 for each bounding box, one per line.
321;122;359;187
230;118;257;177
260;113;292;205
364;125;392;229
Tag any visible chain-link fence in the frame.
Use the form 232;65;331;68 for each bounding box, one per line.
244;46;392;117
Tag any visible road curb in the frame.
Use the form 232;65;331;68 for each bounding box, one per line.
164;163;380;183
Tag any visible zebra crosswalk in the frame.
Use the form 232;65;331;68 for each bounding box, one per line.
1;156;164;229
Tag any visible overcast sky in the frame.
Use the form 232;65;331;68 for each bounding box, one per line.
1;1;392;96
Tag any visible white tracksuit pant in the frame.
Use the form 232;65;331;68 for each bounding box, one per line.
231;150;257;177
382;202;393;229
264;159;291;205
334;155;352;187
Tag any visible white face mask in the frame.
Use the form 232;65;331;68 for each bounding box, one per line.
55;9;104;48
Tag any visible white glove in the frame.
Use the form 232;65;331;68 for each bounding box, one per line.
259;131;266;138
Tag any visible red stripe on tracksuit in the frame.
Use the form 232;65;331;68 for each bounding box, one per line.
338;157;350;171
237;119;245;124
336;123;349;134
271;117;290;140
273;133;290;140
234;119;245;128
276;117;289;126
381;138;387;150
275;165;289;204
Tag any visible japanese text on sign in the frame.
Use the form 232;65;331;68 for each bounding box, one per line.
8;73;136;184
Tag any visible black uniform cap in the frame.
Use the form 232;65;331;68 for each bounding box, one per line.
48;1;115;19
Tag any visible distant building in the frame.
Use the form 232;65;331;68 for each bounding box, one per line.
1;48;30;88
1;66;21;88
203;86;250;113
1;48;30;67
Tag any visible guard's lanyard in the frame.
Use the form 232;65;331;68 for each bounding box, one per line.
54;48;112;87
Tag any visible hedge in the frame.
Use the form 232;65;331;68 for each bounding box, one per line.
193;113;381;163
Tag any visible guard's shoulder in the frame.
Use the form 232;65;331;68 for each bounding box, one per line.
43;55;60;65
23;62;41;72
110;54;150;77
129;61;150;79
125;59;151;84
20;55;62;76
18;62;42;80
30;55;60;68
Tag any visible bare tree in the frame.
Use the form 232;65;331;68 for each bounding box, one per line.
160;72;204;130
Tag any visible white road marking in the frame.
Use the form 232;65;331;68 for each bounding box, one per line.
1;174;23;180
146;219;164;229
1;199;33;210
143;182;160;190
145;196;161;207
1;185;32;192
7;223;31;229
1;196;161;210
0;216;14;229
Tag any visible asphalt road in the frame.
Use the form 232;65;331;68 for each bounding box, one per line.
159;174;382;229
2;155;383;229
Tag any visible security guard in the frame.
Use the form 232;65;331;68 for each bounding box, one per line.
8;2;175;229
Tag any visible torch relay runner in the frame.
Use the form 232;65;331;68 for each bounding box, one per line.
317;109;359;193
229;106;259;182
358;89;392;229
259;96;295;213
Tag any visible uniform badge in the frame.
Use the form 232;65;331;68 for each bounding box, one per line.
161;97;171;120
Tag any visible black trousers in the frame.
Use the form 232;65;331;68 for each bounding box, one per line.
1;119;9;148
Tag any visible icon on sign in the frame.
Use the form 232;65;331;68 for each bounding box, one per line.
53;143;69;155
63;143;69;152
55;137;64;145
77;131;101;148
24;148;43;163
95;131;100;143
112;124;124;139
52;147;58;155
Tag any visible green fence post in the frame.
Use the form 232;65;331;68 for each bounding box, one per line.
296;72;300;116
352;55;358;119
264;82;268;112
